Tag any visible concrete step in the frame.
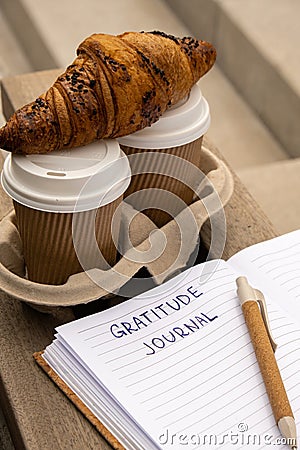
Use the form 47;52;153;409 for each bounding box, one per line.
0;0;191;70
166;0;300;158
199;66;287;170
0;9;32;128
0;10;32;78
0;0;288;171
238;158;300;234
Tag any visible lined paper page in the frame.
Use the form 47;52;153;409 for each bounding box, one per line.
43;259;300;449
228;229;300;319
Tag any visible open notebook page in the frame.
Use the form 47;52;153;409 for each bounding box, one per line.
228;229;300;320
43;259;300;449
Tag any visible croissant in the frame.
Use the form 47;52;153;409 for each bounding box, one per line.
0;31;216;154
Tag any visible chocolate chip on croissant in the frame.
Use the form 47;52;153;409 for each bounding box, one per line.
0;31;216;154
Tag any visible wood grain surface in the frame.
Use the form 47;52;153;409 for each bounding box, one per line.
0;69;278;450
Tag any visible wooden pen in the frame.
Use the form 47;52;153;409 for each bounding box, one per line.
236;276;297;450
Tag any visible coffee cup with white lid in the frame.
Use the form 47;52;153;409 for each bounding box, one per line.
1;139;131;285
118;84;210;227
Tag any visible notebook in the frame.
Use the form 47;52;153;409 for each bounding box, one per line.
40;230;300;449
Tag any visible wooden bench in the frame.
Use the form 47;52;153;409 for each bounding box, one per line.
0;70;277;450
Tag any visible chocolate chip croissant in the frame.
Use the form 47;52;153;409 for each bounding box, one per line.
0;31;216;154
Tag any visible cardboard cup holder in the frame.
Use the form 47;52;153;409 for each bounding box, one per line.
0;147;234;311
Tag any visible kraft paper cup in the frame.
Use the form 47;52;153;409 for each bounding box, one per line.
1;140;131;285
118;84;210;227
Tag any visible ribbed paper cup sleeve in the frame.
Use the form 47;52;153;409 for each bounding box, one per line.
13;196;122;285
120;136;203;227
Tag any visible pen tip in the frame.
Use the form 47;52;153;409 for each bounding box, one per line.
278;417;297;450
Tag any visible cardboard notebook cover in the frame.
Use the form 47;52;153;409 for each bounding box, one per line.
33;351;125;450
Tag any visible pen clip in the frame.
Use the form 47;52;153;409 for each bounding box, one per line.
254;289;278;353
236;277;278;353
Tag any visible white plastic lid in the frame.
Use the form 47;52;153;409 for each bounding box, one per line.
118;84;210;149
1;139;131;213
